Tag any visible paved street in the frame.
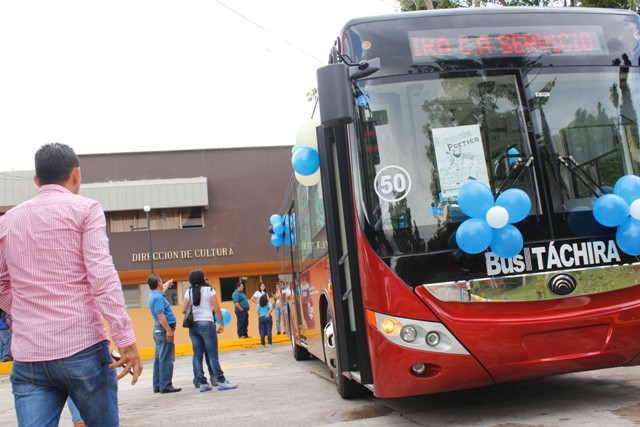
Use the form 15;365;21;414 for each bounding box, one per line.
1;343;640;426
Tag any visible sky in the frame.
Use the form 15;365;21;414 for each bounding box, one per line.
0;0;398;172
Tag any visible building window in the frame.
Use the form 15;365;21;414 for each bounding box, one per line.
220;277;240;302
122;285;140;308
106;207;204;233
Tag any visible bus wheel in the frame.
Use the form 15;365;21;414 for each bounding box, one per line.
289;311;310;361
323;306;367;399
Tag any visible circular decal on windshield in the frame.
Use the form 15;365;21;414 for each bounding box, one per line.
374;165;412;202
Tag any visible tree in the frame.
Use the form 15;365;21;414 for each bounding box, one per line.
396;0;631;9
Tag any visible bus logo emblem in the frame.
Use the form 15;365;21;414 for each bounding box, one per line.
547;273;578;296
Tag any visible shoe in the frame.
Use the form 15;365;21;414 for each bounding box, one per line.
153;389;160;393
217;380;237;391
269;344;274;347
160;386;182;393
193;377;199;388
199;383;213;392
261;345;265;348
210;379;218;386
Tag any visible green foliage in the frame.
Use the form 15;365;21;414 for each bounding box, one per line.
396;0;631;10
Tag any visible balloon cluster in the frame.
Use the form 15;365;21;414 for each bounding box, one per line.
592;175;640;255
292;119;321;186
268;213;296;247
455;182;531;259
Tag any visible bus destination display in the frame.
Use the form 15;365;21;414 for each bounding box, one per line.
409;26;608;61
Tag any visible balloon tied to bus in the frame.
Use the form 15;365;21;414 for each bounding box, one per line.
291;119;321;186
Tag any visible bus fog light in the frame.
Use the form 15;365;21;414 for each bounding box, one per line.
400;325;417;342
411;363;426;375
426;331;440;347
380;318;397;334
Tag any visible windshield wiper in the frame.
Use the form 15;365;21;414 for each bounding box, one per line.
496;153;535;194
556;155;606;197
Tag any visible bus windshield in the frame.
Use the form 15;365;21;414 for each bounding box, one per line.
356;67;640;257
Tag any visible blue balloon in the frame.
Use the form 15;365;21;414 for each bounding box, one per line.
616;217;640;255
490;224;523;258
273;222;285;235
593;194;629;227
507;147;520;166
455;218;492;254
495;188;531;223
291;147;320;176
215;308;233;326
271;233;283;247
614;175;640;206
270;214;282;226
457;182;494;219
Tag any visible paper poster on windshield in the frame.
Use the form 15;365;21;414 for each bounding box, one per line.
432;124;490;199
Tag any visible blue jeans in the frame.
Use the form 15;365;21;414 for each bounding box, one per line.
275;307;282;333
0;328;11;361
66;397;82;422
153;325;176;392
189;321;226;385
10;340;118;427
259;315;273;346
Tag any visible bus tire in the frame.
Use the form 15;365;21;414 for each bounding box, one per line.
323;305;368;399
289;311;310;361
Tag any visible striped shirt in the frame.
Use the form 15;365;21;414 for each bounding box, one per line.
0;184;136;362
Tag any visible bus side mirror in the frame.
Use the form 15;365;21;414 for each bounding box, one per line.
317;63;354;127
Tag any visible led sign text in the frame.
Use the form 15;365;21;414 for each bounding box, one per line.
409;26;608;60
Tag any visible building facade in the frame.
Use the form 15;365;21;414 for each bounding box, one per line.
0;146;293;349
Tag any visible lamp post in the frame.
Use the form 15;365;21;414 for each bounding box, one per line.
144;205;154;274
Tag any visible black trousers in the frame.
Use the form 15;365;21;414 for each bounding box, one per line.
235;309;248;338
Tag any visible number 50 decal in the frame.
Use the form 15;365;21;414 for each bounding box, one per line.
374;165;412;202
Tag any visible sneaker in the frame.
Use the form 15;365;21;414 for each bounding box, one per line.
199;383;213;392
210;379;219;386
193;377;199;388
268;344;274;347
261;345;265;348
218;380;237;391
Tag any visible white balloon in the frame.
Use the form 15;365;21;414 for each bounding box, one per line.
296;119;320;149
630;199;640;220
295;170;321;186
486;206;509;229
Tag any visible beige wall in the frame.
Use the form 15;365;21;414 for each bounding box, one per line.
128;300;265;351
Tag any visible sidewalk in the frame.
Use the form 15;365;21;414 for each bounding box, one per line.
0;334;290;375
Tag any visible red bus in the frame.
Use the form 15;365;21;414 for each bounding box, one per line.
274;7;640;399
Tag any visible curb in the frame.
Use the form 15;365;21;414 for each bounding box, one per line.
0;335;291;375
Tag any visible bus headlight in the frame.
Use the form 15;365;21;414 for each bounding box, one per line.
426;331;440;347
400;325;418;342
380;318;397;334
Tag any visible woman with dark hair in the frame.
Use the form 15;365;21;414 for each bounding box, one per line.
257;293;274;348
181;269;237;391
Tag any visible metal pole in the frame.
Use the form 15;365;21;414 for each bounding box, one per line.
144;206;154;274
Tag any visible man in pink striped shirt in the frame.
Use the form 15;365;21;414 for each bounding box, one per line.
0;143;143;426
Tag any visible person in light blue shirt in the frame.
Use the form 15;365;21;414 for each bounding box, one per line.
0;309;12;362
148;274;181;394
257;293;274;347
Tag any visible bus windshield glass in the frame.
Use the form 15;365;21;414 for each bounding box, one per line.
355;67;640;257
